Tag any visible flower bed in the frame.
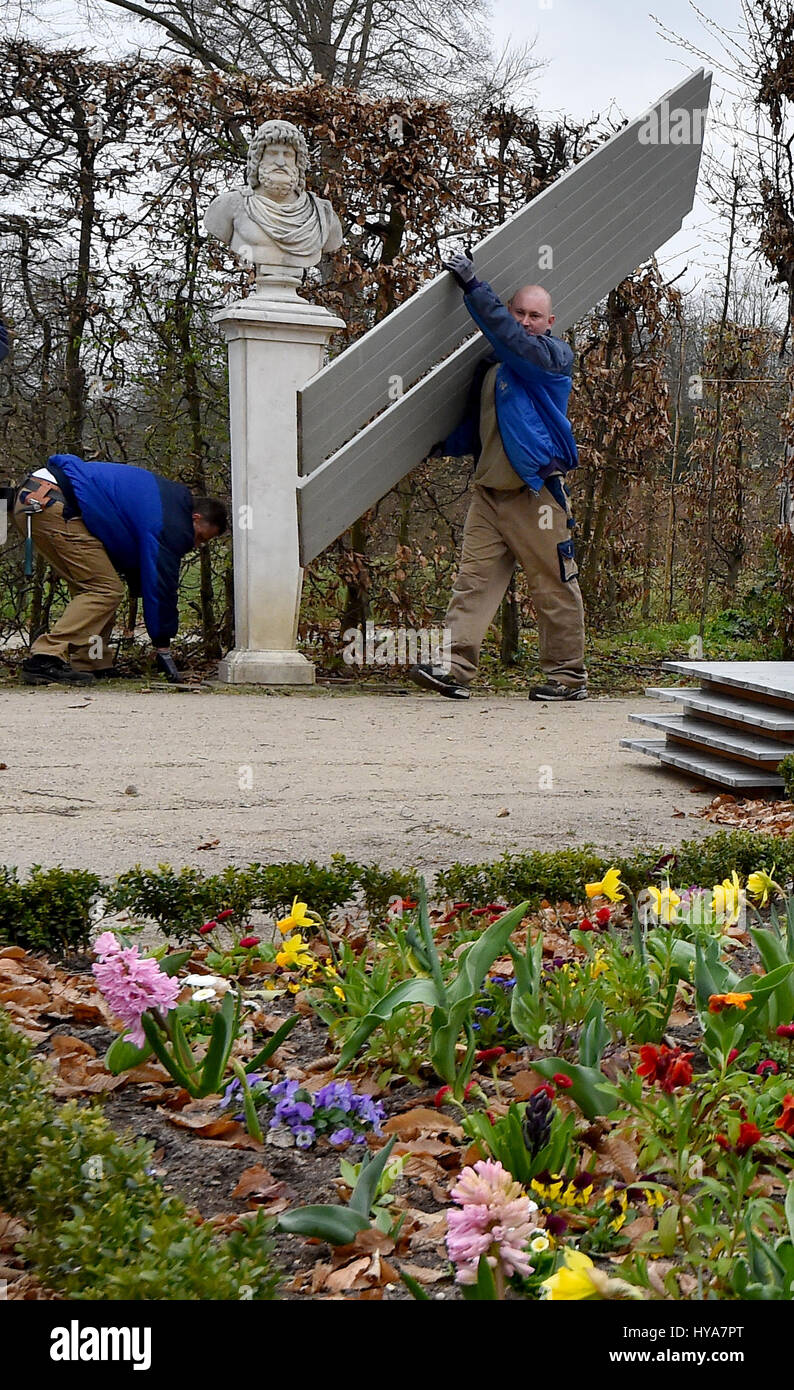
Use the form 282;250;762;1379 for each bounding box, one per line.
2;853;794;1301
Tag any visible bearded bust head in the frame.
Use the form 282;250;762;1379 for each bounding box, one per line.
205;117;343;289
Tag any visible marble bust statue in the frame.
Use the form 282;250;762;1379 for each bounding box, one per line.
204;118;343;288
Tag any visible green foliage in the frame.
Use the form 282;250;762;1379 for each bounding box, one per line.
0;1007;279;1299
462;1102;576;1185
107;864;261;940
0;864;102;953
779;751;794;803
277;1136;397;1244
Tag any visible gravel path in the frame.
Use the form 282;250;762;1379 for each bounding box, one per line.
0;684;718;878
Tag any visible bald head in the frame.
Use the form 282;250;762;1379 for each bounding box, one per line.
508;284;554;335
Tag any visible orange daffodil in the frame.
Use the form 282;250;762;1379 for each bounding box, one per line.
585;867;624;903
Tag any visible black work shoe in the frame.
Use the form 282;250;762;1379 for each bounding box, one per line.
408;663;470;700
21;654;94;686
529;680;588;702
85;666;127;680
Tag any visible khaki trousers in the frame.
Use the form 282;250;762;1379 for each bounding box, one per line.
13;496;125;671
445;481;587;687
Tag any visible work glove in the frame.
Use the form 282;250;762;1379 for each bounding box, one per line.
442;250;477;290
155;649;184;684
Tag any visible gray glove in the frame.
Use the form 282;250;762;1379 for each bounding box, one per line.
155;650;183;684
443;250;477;289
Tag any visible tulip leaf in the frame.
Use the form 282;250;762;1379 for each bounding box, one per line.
335;978;439;1072
159;950;192;977
349;1135;397;1217
141;1011;193;1092
446;901;529;1008
533;1059;619;1122
277;1205;370;1244
400;1269;430;1300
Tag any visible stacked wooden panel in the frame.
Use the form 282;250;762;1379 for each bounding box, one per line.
621;661;794;791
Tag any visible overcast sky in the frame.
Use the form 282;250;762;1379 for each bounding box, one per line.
5;0;764;301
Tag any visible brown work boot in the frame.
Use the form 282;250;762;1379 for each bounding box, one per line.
21;654;94;686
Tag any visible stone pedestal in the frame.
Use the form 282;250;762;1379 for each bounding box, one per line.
215;283;345;685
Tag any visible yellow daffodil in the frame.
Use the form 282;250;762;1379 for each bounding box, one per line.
275;933;315;971
747;868;779;906
585;867;624;903
277;897;316;936
332;985;346;1001
646;884;681;924
589;949;608;980
712;871;743;925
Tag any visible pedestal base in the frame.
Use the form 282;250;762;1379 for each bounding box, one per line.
217;649;315;686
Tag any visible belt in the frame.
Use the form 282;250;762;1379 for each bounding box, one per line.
16;476;67;510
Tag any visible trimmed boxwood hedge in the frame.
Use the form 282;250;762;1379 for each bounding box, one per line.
2;829;792;954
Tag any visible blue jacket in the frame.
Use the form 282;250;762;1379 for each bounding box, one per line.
47;454;194;648
442;280;578;492
0;320;8;363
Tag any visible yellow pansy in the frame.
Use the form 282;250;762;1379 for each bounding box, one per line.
276;933;315;971
333;985;346;1001
712;871;743;925
644;1188;665;1210
277;897;316;936
647;885;681;924
585;868;624;903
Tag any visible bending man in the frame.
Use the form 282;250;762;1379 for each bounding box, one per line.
13;453;227;685
410;252;587;702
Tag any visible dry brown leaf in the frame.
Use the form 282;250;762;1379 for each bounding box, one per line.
594;1134;639;1182
0;1212;27;1250
50;1034;97;1058
383;1107;463;1141
159;1104;241;1138
398;1261;447;1284
510;1068;549;1100
0;947;26;960
324;1255;372;1292
232;1165;291;1205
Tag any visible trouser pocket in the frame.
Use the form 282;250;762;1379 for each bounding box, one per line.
557;537;578;582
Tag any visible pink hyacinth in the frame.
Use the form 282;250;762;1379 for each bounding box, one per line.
92;931;180;1047
446;1159;538;1287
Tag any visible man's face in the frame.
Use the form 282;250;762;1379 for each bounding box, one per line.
509;290;554;335
193;516;220;548
257;143;299;202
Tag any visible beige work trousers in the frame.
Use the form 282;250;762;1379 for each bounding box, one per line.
445;481;587;687
13;496;125;671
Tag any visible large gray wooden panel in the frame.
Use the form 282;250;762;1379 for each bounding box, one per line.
297;115;706;564
299;69;711;478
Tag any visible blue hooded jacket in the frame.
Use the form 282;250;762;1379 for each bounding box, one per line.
47;454;195;649
442;279;578;492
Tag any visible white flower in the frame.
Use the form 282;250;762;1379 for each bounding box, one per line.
530;1234;550;1252
191;987;218;1002
183;974;230;995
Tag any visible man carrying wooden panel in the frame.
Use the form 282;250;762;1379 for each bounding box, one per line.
409;251;587;702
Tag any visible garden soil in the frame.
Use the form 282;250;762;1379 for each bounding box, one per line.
0;685;720;877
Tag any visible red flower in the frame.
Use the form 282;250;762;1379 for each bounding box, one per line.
475;1046;506;1064
595;906;612;925
434;1085;452;1107
636;1043;694;1094
578;917;595;932
532;1083;555;1100
217;909;234;921
727;1049;739;1065
199;920;217;935
453;902;471;912
553;1073;573;1089
239;935;261;948
757;1059;780;1078
485;904;508;914
776;1024;794;1039
736;1122;761;1155
715;1133;731;1151
775;1094;794;1136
